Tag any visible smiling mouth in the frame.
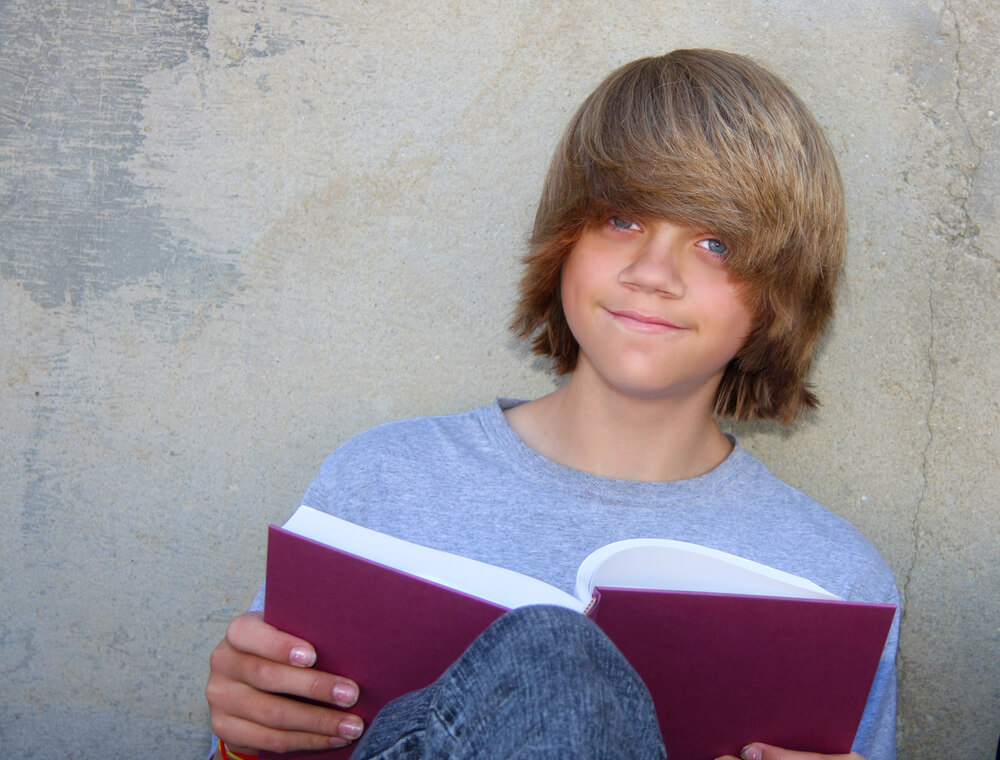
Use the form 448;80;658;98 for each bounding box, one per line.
607;308;685;333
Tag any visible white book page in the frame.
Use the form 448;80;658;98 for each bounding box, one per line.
575;539;840;601
283;506;586;612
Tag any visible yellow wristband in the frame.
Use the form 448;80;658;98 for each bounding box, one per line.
218;739;257;760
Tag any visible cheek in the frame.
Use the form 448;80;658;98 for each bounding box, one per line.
561;247;596;289
559;250;601;313
558;262;576;315
731;295;754;338
710;282;755;344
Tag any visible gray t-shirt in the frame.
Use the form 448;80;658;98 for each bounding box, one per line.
254;399;899;758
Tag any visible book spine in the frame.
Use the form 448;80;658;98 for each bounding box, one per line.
583;589;602;618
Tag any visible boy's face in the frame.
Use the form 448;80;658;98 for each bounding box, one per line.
560;217;753;404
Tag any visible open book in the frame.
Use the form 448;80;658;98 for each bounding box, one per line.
263;506;895;760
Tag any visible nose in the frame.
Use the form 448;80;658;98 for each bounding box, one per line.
618;231;684;297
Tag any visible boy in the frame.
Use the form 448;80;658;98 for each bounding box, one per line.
206;49;899;760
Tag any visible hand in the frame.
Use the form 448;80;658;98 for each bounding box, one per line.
206;612;365;754
716;743;866;760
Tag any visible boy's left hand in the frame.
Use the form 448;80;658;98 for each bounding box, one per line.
715;743;866;760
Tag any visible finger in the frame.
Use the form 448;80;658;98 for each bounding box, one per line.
739;743;864;760
215;709;363;754
208;637;360;714
215;613;360;708
230;648;359;708
228;685;364;745
207;661;365;750
226;683;363;739
225;612;318;668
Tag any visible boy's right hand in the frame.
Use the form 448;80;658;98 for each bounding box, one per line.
206;612;365;754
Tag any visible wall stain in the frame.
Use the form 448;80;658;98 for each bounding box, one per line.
0;0;241;308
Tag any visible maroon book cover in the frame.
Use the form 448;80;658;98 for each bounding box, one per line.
588;587;894;759
262;525;894;760
262;524;508;760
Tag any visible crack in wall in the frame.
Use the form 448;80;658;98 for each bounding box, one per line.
897;0;961;693
938;1;995;270
896;4;999;752
899;271;935;617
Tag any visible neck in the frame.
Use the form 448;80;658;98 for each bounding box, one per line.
506;371;733;482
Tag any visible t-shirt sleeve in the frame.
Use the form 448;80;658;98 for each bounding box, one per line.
248;434;379;614
851;593;900;759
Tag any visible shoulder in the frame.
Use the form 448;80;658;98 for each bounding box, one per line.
327;403;497;468
300;402;505;518
712;447;899;758
718;443;899;604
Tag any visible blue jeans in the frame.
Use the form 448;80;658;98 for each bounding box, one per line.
352;605;667;759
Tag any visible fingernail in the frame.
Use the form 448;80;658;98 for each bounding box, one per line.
741;746;762;760
339;716;364;740
289;646;315;667
332;681;358;707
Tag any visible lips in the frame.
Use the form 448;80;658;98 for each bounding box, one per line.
606;308;685;333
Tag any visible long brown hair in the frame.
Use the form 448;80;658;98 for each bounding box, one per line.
510;49;846;423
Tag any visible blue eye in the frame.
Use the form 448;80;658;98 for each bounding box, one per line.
698;238;729;257
609;217;641;231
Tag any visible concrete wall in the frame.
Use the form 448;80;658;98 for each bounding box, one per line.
2;1;997;757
